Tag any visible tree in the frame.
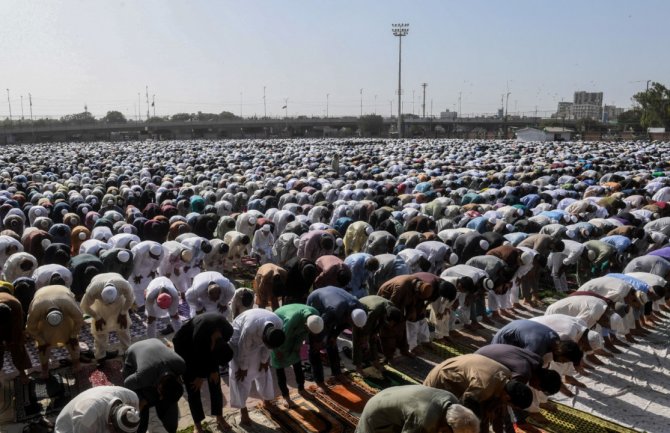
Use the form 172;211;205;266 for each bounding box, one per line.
171;113;193;122
102;110;127;123
219;111;238;120
358;114;384;136
633;82;670;129
60;111;96;125
617;109;643;133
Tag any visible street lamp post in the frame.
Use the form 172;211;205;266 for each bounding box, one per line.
392;23;409;137
6;89;12;121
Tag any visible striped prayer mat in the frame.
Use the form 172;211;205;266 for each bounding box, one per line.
260;391;355;433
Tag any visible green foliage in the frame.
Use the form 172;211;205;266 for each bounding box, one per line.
171;113;193;122
633;82;670;128
102;110;127;123
60;111;96;125
617;109;644;132
358;114;384;136
219;111;238;120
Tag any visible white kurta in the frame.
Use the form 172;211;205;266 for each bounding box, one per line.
229;309;282;408
79;273;134;358
55;386;139;433
129;241;163;307
185;271;235;318
33;264;73;289
144;276;182;338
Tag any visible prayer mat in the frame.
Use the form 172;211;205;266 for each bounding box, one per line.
430;340;476;357
358;368;413;389
75;358;124;388
381;365;420;385
305;377;375;422
260;391;355;433
224;408;285;433
384;355;435;382
14;367;76;422
532;403;642;433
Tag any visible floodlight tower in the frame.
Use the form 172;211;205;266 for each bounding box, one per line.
391;23;409;137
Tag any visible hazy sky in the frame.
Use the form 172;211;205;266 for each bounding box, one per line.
1;0;668;119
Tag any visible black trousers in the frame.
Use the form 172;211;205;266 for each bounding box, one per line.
276;361;306;397
138;400;178;433
184;372;223;424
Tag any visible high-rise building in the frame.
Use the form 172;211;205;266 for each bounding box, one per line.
574;91;603;106
556;102;573;119
572;91;603;120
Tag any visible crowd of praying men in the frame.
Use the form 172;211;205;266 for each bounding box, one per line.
0;139;669;433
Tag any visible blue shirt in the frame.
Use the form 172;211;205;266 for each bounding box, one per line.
491;320;559;357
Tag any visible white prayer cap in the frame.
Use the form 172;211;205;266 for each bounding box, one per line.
101;284;119;304
306;314;324;334
46;308;63;326
351;308;368;328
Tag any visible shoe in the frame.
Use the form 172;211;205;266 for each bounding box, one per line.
160;324;175;335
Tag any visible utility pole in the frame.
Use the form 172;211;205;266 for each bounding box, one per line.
421;83;427;118
392;23;409;137
374;94;377;115
240;92;243;118
152;94;156;117
29;93;34;143
137;93;141;121
389;100;393;118
145;85;150;120
6;89;12;121
284;98;288;119
263;86;267;118
412;90;415;115
326;93;329;118
360;88;363;117
458;92;462;118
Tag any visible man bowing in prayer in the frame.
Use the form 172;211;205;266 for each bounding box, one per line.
229;308;285;425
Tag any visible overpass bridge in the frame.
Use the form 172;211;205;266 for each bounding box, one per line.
1;116;572;144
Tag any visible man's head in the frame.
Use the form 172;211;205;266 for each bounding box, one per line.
50;273;66;286
437;280;457;302
207;283;221;302
385;306;403;325
350;308;368;328
46;307;64;326
262;323;286;349
108;399;140;433
418;256;432;272
306;314;324;334
320;235;334;251
503;380;533;409
443;403;480;433
101;284;118;305
157;373;184;403
364;257;380;272
532;368;562;395
156;291;173;310
553;340;583;366
456;276;475;294
239;289;255;309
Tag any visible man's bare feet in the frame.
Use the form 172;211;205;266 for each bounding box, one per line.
565;376;586;388
586;353;605;365
283;396;297;409
559;383;575;397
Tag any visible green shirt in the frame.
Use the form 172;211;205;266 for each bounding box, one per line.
271;303;319;369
